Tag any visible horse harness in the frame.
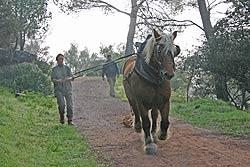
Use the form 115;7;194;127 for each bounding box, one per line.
126;40;175;86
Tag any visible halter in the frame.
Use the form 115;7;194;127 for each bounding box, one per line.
134;34;176;86
153;40;175;81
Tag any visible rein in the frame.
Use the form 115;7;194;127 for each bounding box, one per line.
73;52;135;79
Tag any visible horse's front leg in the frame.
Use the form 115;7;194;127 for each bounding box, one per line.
138;103;157;155
151;108;158;143
159;100;170;140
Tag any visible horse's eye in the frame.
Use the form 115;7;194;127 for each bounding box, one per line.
157;44;165;52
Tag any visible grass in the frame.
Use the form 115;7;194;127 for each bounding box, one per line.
115;76;250;137
171;97;250;137
115;76;128;101
0;87;104;167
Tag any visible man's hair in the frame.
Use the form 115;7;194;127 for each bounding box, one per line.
107;54;111;58
56;53;64;60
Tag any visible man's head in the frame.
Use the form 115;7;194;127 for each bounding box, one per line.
56;53;64;65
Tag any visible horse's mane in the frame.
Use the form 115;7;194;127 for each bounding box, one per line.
142;35;156;64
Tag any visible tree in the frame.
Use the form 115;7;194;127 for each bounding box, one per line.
64;43;80;73
64;44;105;75
55;0;185;56
196;0;230;101
200;0;250;108
0;0;52;50
0;0;18;49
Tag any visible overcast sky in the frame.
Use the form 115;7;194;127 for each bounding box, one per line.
43;1;229;60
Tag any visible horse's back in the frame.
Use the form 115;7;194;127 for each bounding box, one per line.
122;55;136;77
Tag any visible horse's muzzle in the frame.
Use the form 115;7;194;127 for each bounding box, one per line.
160;71;174;80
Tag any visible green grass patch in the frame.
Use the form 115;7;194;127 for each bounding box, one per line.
115;76;128;101
0;87;104;167
172;97;250;137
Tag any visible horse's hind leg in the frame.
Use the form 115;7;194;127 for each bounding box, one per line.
130;101;142;133
151;108;158;143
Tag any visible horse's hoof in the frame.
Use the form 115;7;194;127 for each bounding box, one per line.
158;132;167;140
135;128;142;133
134;123;142;133
144;143;157;155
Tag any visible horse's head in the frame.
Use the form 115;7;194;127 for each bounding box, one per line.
142;29;180;80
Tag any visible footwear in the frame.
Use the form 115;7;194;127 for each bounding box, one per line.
60;114;65;124
68;120;75;126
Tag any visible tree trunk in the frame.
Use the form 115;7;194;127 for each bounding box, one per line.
197;0;213;39
125;0;138;56
197;0;229;101
20;31;25;51
214;74;229;101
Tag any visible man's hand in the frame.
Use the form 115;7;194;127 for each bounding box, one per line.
56;79;65;83
65;76;74;81
56;76;74;83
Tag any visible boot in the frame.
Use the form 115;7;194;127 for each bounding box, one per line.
68;119;75;126
60;114;65;124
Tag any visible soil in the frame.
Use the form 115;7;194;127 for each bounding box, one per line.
72;77;250;167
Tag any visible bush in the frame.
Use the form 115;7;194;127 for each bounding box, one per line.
0;63;53;95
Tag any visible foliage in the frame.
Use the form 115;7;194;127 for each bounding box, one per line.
64;43;105;76
24;37;53;63
199;0;250;107
0;63;52;95
209;0;250;85
0;88;104;167
0;0;52;50
172;98;250;137
177;51;215;101
0;0;18;48
64;43;125;76
180;0;250;108
115;76;127;101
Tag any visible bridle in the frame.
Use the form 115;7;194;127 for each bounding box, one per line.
153;40;176;81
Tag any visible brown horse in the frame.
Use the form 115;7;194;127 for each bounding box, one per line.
122;29;180;155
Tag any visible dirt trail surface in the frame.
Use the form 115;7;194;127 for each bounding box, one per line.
73;77;250;167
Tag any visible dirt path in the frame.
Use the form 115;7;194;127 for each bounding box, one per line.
73;77;250;167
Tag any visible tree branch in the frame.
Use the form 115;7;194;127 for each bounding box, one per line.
90;0;130;16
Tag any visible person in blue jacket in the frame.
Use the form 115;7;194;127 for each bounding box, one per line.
102;54;119;97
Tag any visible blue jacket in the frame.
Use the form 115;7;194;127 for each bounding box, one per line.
102;59;119;78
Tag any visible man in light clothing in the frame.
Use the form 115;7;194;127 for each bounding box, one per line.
51;53;75;125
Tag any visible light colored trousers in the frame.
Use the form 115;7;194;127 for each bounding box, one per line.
56;93;73;119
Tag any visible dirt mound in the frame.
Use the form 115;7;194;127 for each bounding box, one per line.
73;77;250;167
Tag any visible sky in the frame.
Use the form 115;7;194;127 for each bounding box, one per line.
43;1;229;60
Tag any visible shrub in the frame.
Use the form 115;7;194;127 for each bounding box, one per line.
0;63;52;95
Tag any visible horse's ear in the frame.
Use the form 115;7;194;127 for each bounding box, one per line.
173;31;178;40
153;29;162;42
